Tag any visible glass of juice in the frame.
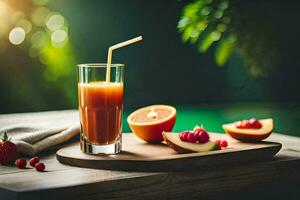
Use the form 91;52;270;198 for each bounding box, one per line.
77;63;124;154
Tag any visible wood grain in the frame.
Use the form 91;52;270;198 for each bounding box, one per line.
56;133;282;171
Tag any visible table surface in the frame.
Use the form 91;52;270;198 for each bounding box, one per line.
0;110;300;200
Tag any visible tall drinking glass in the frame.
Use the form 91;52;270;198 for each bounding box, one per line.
77;63;124;154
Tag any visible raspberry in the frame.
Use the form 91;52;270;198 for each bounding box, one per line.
235;121;243;128
248;118;257;125
194;128;203;141
179;131;190;142
194;127;205;133
29;156;40;167
244;122;252;129
198;130;209;143
220;140;228;148
249;118;262;129
179;131;189;142
216;140;228;148
193;132;200;142
253;121;262;129
187;133;197;143
216;140;221;146
15;158;26;169
35;162;45;172
236;118;262;129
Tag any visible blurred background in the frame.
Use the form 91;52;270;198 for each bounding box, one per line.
0;0;299;135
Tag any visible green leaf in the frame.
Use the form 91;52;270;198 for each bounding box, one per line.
182;26;194;42
196;20;208;31
215;35;236;66
177;17;190;29
198;31;221;52
190;29;200;44
1;132;9;142
218;0;229;10
183;1;206;18
193;124;204;131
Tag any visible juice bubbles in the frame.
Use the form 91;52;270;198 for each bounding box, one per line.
78;82;123;145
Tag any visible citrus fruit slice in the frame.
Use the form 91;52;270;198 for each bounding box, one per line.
127;105;176;143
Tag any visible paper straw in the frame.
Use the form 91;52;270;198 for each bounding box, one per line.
106;36;143;82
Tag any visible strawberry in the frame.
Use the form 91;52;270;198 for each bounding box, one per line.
0;132;19;165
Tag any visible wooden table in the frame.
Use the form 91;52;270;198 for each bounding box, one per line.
0;110;300;200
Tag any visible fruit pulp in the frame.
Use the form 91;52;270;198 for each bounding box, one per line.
78;81;123;145
130;108;172;123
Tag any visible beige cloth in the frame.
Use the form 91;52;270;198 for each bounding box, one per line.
0;110;80;156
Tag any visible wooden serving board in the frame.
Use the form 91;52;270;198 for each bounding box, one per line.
56;133;282;171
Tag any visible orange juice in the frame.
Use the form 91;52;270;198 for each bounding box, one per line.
78;81;123;145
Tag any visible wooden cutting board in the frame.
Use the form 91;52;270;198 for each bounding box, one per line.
56;133;282;171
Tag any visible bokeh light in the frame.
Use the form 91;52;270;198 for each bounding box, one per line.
46;14;65;31
217;23;227;32
30;31;47;48
214;10;223;19
11;11;25;24
31;6;49;26
51;30;68;47
0;0;77;113
9;27;26;45
201;7;211;16
16;19;32;34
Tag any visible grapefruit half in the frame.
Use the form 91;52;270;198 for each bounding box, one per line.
127;105;176;143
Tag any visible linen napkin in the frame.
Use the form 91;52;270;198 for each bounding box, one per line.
0;110;80;156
